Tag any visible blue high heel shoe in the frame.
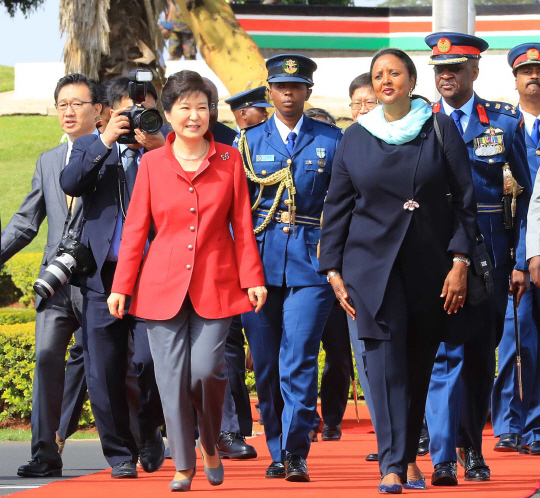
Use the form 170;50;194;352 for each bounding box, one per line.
403;479;427;490
378;477;403;494
169;468;196;492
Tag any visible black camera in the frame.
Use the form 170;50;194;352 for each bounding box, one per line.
33;230;96;299
117;69;163;145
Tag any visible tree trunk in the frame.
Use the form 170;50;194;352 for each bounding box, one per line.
60;0;167;85
174;0;267;95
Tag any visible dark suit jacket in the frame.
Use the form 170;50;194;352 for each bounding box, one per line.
60;134;124;295
1;141;83;308
319;113;478;344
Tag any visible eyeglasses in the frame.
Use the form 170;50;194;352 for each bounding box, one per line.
55;101;93;112
349;100;378;110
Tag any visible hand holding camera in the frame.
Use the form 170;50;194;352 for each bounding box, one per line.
134;128;165;151
101;108;131;148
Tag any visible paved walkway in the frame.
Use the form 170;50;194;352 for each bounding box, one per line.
0;440;107;497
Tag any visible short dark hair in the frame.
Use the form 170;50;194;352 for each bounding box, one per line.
54;73;99;104
107;77;159;109
161;70;213;112
349;73;373;99
98;80;115;107
304;107;336;125
370;48;417;90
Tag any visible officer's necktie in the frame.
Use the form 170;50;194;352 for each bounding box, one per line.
286;131;297;156
451;109;465;136
123;148;140;209
531;118;540;147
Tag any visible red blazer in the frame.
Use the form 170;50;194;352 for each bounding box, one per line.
111;132;264;320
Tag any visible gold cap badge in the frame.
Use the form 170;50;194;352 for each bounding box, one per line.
437;38;452;53
527;48;540;60
283;59;299;75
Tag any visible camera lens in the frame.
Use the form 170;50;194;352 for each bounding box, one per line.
139;109;163;134
33;253;77;299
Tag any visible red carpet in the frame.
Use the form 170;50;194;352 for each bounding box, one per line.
13;403;540;498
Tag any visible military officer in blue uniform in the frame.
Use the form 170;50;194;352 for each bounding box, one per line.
492;43;540;456
424;32;532;485
236;54;342;482
225;86;273;131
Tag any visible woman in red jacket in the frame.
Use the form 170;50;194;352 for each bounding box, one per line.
108;70;267;492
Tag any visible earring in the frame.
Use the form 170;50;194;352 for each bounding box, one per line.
408;89;413;98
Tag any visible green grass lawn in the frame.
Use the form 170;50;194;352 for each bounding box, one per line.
0;428;99;442
0;65;14;93
0;116;66;253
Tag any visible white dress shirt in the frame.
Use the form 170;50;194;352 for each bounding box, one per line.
274;113;304;145
518;104;540;138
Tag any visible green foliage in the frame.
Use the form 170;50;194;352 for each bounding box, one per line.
0;116;63;255
0;0;44;17
0;321;95;427
0;322;35;421
0;65;14;93
2;253;41;307
0;308;36;325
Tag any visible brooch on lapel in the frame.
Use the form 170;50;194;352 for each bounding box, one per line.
221;152;230;161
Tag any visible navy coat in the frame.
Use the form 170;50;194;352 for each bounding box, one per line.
319;113;478;344
60;134;123;295
236;115;342;287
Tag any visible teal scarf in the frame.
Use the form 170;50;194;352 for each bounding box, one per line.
357;98;432;145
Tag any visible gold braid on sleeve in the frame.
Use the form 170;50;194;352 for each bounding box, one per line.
238;129;297;235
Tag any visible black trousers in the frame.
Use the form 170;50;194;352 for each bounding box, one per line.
56;331;86;441
221;315;253;436
364;263;440;481
82;281;163;466
314;305;351;430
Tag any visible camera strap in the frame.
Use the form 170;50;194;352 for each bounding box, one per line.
61;197;75;239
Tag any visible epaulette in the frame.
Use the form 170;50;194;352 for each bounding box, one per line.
242;120;266;133
432;102;441;113
483;101;520;118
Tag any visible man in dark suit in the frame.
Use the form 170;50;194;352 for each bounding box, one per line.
1;74;101;477
56;81;142;454
60;75;165;478
424;32;531;486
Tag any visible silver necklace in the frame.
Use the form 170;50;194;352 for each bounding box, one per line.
173;141;208;161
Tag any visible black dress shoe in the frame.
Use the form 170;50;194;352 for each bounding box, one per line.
285;454;309;482
139;429;165;473
462;447;490;481
494;433;521;452
520;441;540;455
266;461;286;478
365;453;379;461
17;458;62;478
431;462;458;486
111;461;138;478
417;429;430;456
321;424;342;441
217;431;257;459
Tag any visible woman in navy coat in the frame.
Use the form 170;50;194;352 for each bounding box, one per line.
318;49;478;493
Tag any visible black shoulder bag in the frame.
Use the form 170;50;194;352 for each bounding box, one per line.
433;113;494;306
